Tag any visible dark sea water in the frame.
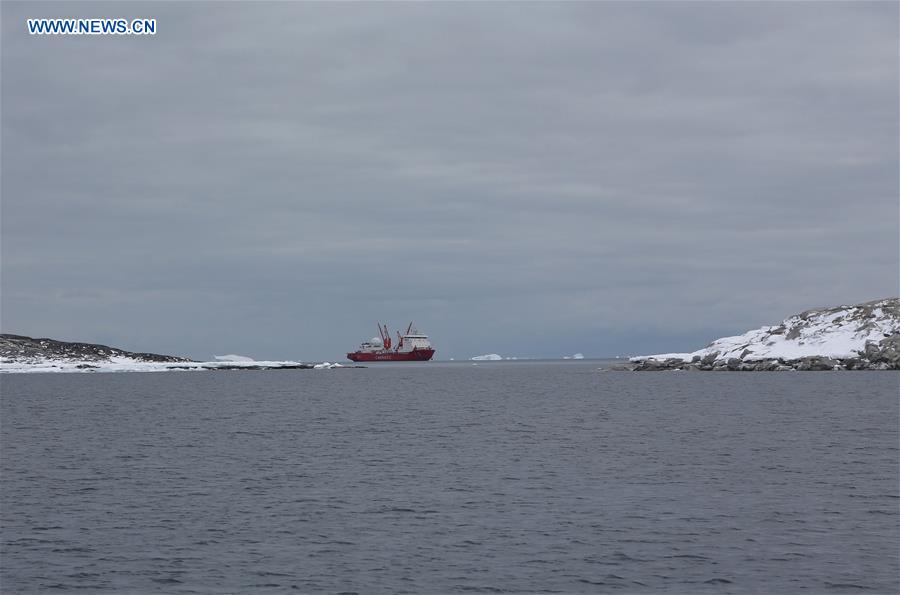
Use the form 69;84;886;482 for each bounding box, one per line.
1;362;898;594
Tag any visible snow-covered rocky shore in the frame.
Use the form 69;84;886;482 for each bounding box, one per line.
631;298;900;371
0;334;349;373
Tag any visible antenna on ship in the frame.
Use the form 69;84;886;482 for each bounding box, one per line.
406;321;413;335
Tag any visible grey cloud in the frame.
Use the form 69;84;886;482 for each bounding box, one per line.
2;2;897;360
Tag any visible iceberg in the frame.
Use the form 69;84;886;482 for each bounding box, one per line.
471;353;503;361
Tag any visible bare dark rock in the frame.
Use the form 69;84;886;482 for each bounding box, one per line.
785;326;802;340
632;360;663;371
701;352;718;366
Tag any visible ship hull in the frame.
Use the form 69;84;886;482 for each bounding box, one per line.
347;348;435;362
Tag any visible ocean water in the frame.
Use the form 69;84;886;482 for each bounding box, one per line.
1;362;898;593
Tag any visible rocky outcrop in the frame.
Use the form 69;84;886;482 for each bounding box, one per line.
631;298;899;371
0;334;362;373
0;334;191;364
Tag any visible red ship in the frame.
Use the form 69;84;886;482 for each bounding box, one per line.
347;322;435;362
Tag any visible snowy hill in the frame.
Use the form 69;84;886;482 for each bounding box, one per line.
632;298;900;371
0;334;189;366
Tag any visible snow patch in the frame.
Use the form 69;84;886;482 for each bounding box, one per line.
214;354;254;362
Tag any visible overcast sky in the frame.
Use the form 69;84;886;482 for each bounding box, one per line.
2;2;897;361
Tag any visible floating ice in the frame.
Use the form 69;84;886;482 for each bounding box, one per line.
471;354;503;361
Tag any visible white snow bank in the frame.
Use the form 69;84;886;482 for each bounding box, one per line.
0;358;311;374
214;354;254;362
313;362;343;369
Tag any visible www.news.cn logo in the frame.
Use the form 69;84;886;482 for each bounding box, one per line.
27;18;156;35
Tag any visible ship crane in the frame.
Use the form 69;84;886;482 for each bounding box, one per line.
379;323;392;350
